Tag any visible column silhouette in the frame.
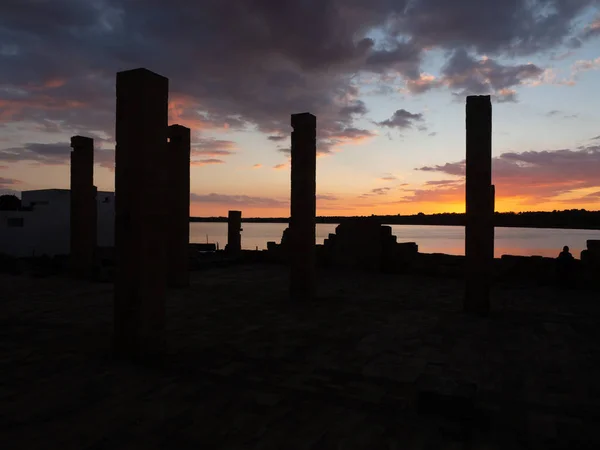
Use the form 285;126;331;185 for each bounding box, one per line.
114;68;169;359
226;210;242;254
289;112;317;301
167;124;191;287
70;135;97;278
464;95;494;315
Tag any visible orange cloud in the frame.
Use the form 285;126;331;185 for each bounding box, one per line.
403;73;440;93
252;163;262;169
396;145;600;213
168;94;212;131
273;163;286;170
16;78;68;91
169;93;245;132
41;79;66;89
496;88;516;97
573;57;600;73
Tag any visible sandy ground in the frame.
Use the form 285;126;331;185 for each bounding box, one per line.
2;264;600;449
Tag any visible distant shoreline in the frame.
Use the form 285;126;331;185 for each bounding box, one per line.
190;217;600;231
190;210;600;231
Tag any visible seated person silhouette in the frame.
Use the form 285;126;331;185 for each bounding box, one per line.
556;245;574;287
558;246;573;260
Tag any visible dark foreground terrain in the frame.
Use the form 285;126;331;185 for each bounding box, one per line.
2;265;600;449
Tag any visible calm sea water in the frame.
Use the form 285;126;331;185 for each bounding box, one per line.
190;223;599;258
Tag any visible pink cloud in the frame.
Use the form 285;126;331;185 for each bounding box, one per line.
190;158;225;166
407;144;600;207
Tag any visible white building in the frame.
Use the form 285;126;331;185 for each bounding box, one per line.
0;189;115;257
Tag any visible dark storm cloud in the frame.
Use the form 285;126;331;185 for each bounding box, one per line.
0;142;115;169
267;135;287;142
399;0;599;56
363;41;422;78
440;49;544;100
0;0;598;162
268;124;375;155
0;142;70;164
403;51;546;99
377;109;424;129
339;100;368;117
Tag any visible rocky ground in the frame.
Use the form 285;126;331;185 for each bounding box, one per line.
2;264;600;449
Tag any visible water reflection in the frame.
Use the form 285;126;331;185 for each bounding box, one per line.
190;222;599;259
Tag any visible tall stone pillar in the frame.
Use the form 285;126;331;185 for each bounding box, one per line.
70;136;97;278
464;95;494;315
491;184;496;247
225;210;242;254
114;68;169;359
167;124;191;287
289;112;317;301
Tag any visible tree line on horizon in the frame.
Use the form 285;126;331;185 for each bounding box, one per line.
190;209;600;230
2;194;598;230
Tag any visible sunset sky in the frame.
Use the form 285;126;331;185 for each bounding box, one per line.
1;0;600;217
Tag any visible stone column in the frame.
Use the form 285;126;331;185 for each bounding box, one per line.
225;210;242;254
70;136;97;278
167;124;191;287
464;95;494;315
114;68;169;359
491;184;495;248
289;112;317;301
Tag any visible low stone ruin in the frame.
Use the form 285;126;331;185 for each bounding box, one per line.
269;218;418;273
321;219;418;272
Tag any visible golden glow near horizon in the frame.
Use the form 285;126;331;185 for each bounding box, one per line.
1;15;600;216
